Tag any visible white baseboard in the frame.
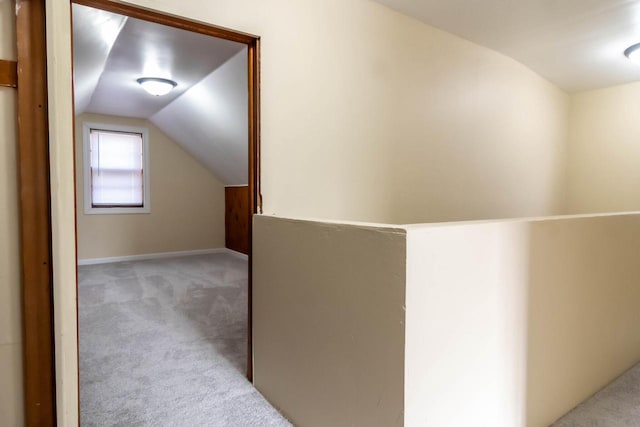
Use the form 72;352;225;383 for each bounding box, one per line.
78;248;248;266
225;249;249;260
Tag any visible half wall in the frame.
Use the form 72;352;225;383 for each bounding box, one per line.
254;213;640;426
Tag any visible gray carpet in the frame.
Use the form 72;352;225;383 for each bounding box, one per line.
79;253;291;427
551;363;640;426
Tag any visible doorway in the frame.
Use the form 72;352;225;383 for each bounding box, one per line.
71;1;258;423
17;0;261;424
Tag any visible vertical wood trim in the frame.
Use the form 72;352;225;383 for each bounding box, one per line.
0;59;18;88
251;40;261;215
246;39;260;381
225;186;250;255
16;0;57;425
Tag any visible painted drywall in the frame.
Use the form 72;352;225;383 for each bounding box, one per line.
46;0;80;422
0;90;23;427
36;0;590;423
76;113;225;260
525;214;640;425
71;5;126;114
253;215;406;426
405;213;640;426
254;214;640;427
151;49;248;185
0;0;23;424
405;221;530;426
565;81;640;214
373;0;640;93
72;3;248;186
64;0;568;224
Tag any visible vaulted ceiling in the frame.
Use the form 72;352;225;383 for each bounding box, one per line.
374;0;640;92
72;4;248;185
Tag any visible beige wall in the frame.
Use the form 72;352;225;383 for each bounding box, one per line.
33;0;618;424
0;0;23;425
47;0;79;421
65;0;568;225
525;214;640;425
75;113;225;260
253;215;406;426
565;82;640;214
406;213;640;426
255;214;640;427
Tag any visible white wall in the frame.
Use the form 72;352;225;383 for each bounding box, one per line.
405;221;530;426
0;1;23;424
75;113;226;260
565;81;640;214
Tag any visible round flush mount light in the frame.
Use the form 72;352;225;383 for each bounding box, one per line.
136;77;177;96
624;43;640;64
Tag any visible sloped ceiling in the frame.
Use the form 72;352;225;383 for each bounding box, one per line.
374;0;640;92
72;4;248;185
72;6;127;114
151;52;248;185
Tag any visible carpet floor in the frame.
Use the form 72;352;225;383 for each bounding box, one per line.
551;362;640;427
79;253;291;427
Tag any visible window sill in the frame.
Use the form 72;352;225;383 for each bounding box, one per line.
84;206;151;215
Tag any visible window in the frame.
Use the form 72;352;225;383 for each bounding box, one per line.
83;122;150;214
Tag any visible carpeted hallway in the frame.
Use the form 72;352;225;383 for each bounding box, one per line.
551;363;640;427
78;253;291;426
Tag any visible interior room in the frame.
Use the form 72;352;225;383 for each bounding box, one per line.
69;4;285;425
3;0;640;426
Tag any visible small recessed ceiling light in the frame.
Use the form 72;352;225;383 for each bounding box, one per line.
136;77;177;96
624;43;640;64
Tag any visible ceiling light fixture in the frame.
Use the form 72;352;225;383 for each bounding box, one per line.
136;77;177;96
624;43;640;64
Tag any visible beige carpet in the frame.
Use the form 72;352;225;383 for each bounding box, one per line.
78;253;291;426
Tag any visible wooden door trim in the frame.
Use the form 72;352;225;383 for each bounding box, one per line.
19;0;261;424
246;38;260;381
16;0;57;425
0;59;18;87
73;0;257;44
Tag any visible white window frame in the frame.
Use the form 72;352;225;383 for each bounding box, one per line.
82;122;151;215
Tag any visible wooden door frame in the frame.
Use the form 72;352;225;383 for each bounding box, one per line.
16;0;56;425
18;0;261;424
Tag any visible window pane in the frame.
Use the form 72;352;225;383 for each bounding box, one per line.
92;170;143;205
90;129;144;207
